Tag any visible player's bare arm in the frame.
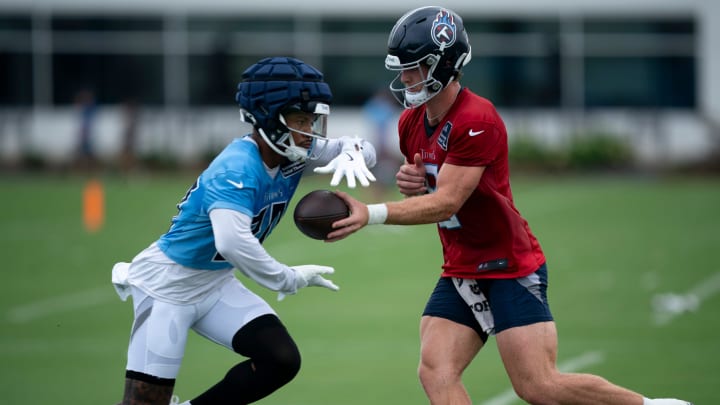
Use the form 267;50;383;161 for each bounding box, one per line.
327;163;484;241
386;162;484;225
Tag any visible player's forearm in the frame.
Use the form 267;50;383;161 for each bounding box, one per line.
382;163;482;225
384;193;457;225
220;239;296;292
210;209;298;293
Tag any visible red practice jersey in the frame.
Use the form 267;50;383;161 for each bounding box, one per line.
398;88;545;279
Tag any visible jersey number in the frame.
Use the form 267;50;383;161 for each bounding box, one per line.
212;202;286;262
424;164;462;229
252;202;287;244
171;178;200;226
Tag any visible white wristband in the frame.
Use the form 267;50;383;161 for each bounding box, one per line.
367;203;388;225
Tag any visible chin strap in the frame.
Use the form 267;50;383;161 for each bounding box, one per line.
257;128;310;162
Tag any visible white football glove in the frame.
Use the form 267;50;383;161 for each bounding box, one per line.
278;264;340;301
314;136;376;188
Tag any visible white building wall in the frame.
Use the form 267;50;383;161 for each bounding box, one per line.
698;1;720;125
0;0;717;167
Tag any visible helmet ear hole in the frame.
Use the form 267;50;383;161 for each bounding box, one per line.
239;109;257;126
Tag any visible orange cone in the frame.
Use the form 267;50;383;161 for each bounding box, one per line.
83;179;105;233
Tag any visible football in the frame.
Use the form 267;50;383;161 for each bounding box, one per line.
293;190;350;240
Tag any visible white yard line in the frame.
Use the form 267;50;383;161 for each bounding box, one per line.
652;271;720;326
479;351;605;405
6;285;114;323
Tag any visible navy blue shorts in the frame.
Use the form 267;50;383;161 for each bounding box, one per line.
422;264;553;341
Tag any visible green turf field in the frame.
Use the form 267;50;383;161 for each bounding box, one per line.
1;172;718;404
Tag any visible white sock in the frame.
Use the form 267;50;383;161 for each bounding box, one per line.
645;398;692;405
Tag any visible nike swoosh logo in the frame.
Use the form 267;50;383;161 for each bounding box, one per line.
469;129;485;137
227;179;244;189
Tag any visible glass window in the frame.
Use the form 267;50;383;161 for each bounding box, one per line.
584;18;694;34
322;17;395;33
0;15;32;106
466;18;559;35
189;54;259;105
464;56;561;107
0;14;31;30
585;56;695;108
52;15;162;31
188;16;294;33
0;12;700;110
0;52;33;106
322;55;390;105
52;54;163;105
462;19;561;107
583;17;695;108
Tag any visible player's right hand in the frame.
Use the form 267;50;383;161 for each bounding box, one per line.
278;265;339;300
396;153;427;196
324;191;368;243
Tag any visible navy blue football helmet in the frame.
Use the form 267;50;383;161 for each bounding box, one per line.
385;6;471;108
236;57;333;161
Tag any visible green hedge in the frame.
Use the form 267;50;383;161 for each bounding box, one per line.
509;132;634;171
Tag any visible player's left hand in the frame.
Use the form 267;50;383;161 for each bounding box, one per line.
314;136;376;188
278;264;339;301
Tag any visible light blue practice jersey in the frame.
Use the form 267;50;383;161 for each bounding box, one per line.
157;136;306;270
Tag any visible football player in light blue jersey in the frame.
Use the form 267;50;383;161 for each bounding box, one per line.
111;56;377;405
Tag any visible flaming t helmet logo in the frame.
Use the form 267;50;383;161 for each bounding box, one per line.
431;9;456;48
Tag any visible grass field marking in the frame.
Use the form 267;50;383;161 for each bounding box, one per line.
479;350;605;405
652;271;720;326
6;285;114;324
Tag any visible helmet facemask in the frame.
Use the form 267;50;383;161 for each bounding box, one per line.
245;101;330;162
386;53;445;108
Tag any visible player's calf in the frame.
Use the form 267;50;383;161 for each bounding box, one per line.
119;371;175;404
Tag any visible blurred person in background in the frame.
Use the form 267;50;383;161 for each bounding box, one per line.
119;98;139;173
111;56;376;405
74;88;98;171
363;87;401;195
328;6;693;405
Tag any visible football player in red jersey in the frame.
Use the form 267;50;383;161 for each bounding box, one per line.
328;6;692;405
